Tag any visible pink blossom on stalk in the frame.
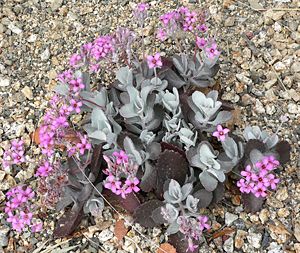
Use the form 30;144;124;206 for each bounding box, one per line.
125;177;140;194
117;187;127;199
31;222;43;232
197;24;208;33
104;175;122;194
241;165;253;181
20;211;33;225
35;161;53;177
146;53;163;69
185;11;197;24
69;78;85;93
187;238;198;252
268;174;280;190
137;3;149;12
69;99;83;113
212;125;230;142
11;151;25;164
89;63;100;72
160;12;175;26
11;217;25;232
252;184;268;198
69;53;82;67
205;43;220;59
198;215;210;231
11;139;24;151
237;179;253;194
252;170;270;187
156;28;167;41
196;37;207;49
112;150;128;165
76;135;92;155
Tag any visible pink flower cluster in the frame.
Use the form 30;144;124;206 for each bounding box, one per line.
133;3;149;23
5;186;42;233
237;156;280;198
2;139;25;171
103;150;140;199
67;35;114;74
38;93;91;157
177;215;210;252
157;7;207;38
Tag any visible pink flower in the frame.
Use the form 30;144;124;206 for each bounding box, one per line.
253;170;270;187
125;177;140;194
197;215;210;231
90;63;100;72
241;165;253;181
205;43;220;59
146;53;163;69
268;174;280;190
69;53;82;67
197;24;208;33
11;139;24;151
137;3;149;12
12;151;25;164
21;187;35;199
160;12;175;26
31;222;43;233
112;150;128;165
104;175;122;194
252;184;268;198
196;37;207;49
69;99;83;113
11;217;25;232
52;116;69;129
69;78;85;93
156;28;167;41
187;238;198;252
20;211;33;225
183;22;193;31
185;11;197;24
35;161;53;177
237;179;254;194
212;125;230;142
116;187;127;199
76;135;92;155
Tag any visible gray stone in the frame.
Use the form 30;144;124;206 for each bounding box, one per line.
41;48;50;61
225;212;238;226
223;237;234;253
224;17;235;27
49;0;63;11
236;73;252;85
0;226;9;247
291;62;300;73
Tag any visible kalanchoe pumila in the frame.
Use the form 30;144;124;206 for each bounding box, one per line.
4;5;289;251
2;139;26;171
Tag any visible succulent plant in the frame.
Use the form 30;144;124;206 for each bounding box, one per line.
188;90;232;132
163;53;220;89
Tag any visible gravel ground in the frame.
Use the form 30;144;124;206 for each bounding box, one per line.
0;0;299;252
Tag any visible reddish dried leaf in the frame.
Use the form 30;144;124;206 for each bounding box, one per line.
157;243;177;253
114;219;128;241
211;227;235;240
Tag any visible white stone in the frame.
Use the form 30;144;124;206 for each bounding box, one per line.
98;229;113;242
8;23;22;34
273;61;286;71
287;103;300;114
27;34;37;43
0;78;10;87
247;232;262;249
41;48;50;61
255;99;266;114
